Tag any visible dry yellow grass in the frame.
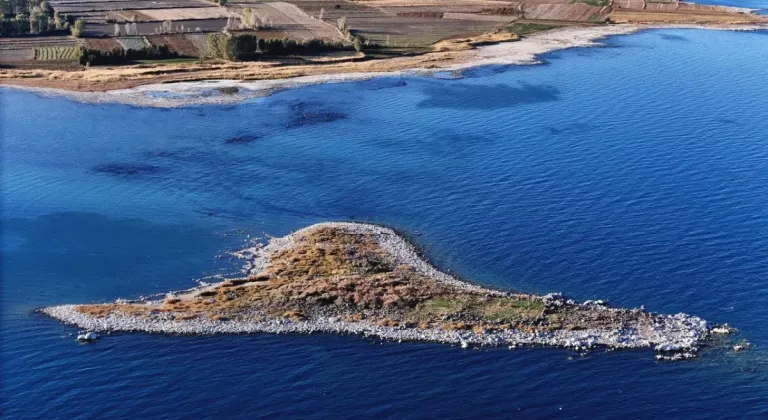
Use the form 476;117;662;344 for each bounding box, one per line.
0;50;464;91
0;29;519;92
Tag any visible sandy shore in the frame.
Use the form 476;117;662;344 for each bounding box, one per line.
0;25;688;107
4;24;766;108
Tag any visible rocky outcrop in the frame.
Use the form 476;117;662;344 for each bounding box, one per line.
41;222;713;358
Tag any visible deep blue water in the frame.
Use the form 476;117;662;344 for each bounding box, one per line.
3;29;768;418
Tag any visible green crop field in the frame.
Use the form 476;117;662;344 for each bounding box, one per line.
34;46;80;61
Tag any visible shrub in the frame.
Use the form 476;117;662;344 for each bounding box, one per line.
70;18;84;37
206;33;233;60
505;23;557;36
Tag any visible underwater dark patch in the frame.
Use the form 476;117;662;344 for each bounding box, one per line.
225;135;262;145
460;65;516;79
659;33;688;42
365;79;408;90
143;149;180;159
288;111;346;128
417;82;560;110
93;163;164;177
194;208;250;221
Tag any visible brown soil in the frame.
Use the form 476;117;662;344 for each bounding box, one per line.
145;35;201;57
610;10;762;24
83;38;123;52
0;45;466;91
72;225;656;333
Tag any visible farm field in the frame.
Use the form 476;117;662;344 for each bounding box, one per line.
145;35;203;56
48;0;213;13
82;38;124;52
116;36;150;50
85;19;232;36
35;46;81;61
229;2;344;40
289;0;518;46
1;0;764;73
523;4;609;22
610;9;761;22
0;37;77;65
131;7;240;21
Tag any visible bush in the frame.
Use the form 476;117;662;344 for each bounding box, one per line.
206;33;232;60
70;18;84;37
0;16;31;35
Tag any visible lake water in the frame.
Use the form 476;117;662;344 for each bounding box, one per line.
3;28;768;418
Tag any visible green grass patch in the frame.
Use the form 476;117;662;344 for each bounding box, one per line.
407;295;544;324
506;23;558;36
479;298;544;323
408;297;469;319
571;0;611;6
132;58;198;65
34;46;80;61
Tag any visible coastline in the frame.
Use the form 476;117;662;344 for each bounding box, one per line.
5;23;764;108
41;222;714;359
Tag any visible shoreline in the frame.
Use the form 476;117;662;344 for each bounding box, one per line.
4;23;765;108
41;222;714;360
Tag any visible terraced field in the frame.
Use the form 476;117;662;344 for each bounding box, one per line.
116;36;149;50
289;0;518;46
35;46;81;61
523;3;609;21
0;37;77;65
229;2;344;41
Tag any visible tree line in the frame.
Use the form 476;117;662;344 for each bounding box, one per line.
206;33;365;61
79;44;178;65
0;0;72;35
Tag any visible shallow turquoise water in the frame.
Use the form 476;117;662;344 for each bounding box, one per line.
3;29;768;418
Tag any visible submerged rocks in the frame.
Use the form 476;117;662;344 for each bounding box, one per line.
224;135;261;145
92;163;163;177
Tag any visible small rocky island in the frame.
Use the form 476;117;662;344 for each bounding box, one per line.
43;223;717;359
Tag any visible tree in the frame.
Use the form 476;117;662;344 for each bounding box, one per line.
353;35;363;52
70;18;84;37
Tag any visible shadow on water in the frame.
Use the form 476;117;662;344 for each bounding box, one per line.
659;33;689;42
715;117;738;125
92;163;165;177
417;82;560;110
286;101;347;128
224;134;262;145
457;65;519;79
362;78;408;90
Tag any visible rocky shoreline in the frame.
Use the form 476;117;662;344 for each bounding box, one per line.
41;222;715;359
